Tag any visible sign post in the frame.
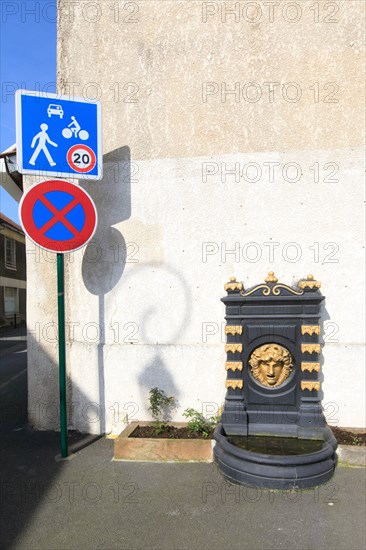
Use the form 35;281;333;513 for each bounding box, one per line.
16;89;101;458
19;179;98;458
57;253;68;458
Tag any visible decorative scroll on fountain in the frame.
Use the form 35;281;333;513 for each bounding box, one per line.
214;273;337;489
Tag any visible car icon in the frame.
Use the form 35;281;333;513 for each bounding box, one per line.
47;104;64;119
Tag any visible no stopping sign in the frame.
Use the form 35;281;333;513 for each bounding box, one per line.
19;179;98;253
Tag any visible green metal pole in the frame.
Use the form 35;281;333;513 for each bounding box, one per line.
57;253;68;458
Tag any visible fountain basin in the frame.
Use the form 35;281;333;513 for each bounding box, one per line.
214;423;338;489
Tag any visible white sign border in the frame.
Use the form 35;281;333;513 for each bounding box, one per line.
15;89;103;181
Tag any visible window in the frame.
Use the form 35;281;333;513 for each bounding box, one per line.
4;287;18;315
5;238;16;270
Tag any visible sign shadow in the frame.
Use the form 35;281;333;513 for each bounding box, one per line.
80;146;132;433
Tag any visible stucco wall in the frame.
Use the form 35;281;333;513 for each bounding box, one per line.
27;0;365;433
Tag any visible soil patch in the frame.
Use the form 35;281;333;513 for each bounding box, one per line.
331;427;365;446
130;425;365;445
131;425;213;439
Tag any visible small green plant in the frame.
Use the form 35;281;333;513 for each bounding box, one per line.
149;387;177;434
183;408;220;438
353;435;362;446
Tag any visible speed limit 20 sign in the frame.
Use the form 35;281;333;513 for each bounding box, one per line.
67;144;97;173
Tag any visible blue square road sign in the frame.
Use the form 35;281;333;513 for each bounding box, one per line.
16;90;102;180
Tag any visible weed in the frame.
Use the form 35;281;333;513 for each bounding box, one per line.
183;408;220;438
148;387;177;435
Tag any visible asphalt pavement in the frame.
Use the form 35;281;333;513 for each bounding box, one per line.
1;332;365;550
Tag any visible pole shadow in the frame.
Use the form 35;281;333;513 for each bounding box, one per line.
80;146;132;433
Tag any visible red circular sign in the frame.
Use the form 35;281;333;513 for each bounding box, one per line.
67;144;97;173
19;179;98;253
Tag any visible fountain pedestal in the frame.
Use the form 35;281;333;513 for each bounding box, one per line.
214;273;337;489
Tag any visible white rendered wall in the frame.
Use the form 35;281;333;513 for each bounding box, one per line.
27;0;365;433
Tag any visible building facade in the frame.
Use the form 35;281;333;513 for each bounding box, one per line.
0;213;26;326
25;0;365;433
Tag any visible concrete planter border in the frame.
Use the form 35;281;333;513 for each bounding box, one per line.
337;445;366;467
114;422;365;466
113;420;366;466
113;421;214;462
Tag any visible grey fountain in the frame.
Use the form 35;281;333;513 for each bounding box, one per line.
214;272;337;489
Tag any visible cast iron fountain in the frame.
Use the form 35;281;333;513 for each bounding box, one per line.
214;272;337;489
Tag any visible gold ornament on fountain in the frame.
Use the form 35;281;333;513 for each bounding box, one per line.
249;343;293;387
265;271;278;283
225;343;243;353
301;325;321;336
225;361;243;372
301;362;320;373
301;343;321;354
225;325;243;336
298;274;321;290
225;379;244;390
224;276;243;292
301;381;320;392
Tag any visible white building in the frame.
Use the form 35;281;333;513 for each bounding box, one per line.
21;0;366;433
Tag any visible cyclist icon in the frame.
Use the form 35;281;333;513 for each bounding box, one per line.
62;116;89;140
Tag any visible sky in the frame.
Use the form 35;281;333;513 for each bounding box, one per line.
0;0;57;222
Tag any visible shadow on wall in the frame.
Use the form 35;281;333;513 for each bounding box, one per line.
133;263;194;412
81;145;194;428
137;354;181;412
318;300;333;403
80;146;132;433
78;147;194;429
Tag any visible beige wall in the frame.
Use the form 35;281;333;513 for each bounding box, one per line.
27;0;365;433
57;0;364;158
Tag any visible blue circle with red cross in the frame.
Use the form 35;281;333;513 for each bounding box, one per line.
19;180;97;253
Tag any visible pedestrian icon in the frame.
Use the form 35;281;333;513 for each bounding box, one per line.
16;90;102;180
62;116;89;140
29;123;58;167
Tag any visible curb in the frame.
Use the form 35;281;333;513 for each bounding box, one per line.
114;421;213;462
337;445;366;466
